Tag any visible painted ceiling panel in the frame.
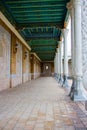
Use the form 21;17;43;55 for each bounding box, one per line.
0;0;70;61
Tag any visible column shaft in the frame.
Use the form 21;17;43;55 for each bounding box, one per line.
70;0;87;101
57;48;60;81
59;41;63;84
62;29;69;87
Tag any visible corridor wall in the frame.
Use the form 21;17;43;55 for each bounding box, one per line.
22;48;31;83
30;53;41;79
0;25;11;91
0;13;32;91
42;62;54;76
10;36;22;87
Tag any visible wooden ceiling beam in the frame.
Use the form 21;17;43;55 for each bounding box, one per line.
36;51;55;54
16;22;63;30
12;9;64;13
30;44;56;46
9;4;65;9
26;37;59;40
6;0;66;4
16;16;62;21
14;13;63;18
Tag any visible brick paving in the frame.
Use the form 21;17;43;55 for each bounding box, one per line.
0;77;87;130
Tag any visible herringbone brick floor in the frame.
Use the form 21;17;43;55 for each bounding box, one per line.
0;77;87;130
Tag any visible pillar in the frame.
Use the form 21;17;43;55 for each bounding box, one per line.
69;0;87;101
67;0;75;96
55;52;58;79
59;41;63;84
57;47;60;81
62;29;69;87
54;57;56;74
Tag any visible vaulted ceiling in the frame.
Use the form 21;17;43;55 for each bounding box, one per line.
0;0;70;61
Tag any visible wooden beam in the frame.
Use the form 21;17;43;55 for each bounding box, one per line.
14;13;63;18
9;4;65;9
13;9;64;14
36;51;55;54
30;44;56;46
30;52;41;62
6;0;66;4
16;22;63;30
26;37;59;40
41;61;54;62
0;11;31;51
16;16;62;21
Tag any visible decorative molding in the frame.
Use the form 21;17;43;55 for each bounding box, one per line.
0;11;31;51
30;52;41;62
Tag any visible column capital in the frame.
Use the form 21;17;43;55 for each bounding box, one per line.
58;40;62;44
62;29;69;37
73;0;81;6
55;52;57;56
57;41;60;48
66;1;73;11
56;47;59;53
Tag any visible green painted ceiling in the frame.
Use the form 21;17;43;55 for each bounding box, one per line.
0;0;70;61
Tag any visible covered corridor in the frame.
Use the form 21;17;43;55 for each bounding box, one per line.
0;77;87;130
1;0;87;129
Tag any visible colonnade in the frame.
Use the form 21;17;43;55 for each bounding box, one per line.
0;12;41;91
54;0;87;101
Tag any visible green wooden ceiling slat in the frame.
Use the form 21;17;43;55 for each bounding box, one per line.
13;13;64;18
36;27;38;32
16;19;63;24
38;54;54;56
30;44;56;46
40;54;55;56
8;4;65;9
37;50;56;52
29;43;56;47
36;51;55;53
41;28;43;32
1;0;70;61
27;30;32;36
39;56;54;58
16;16;62;19
30;39;56;43
32;48;56;51
17;16;62;21
30;28;33;32
39;55;54;57
16;22;63;29
11;9;64;13
32;46;56;49
6;0;66;4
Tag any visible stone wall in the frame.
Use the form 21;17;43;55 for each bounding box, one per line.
81;0;87;89
10;38;22;87
42;62;54;76
0;25;11;91
0;22;31;91
22;48;30;83
30;54;41;79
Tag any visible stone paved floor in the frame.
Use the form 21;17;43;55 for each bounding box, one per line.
0;77;87;130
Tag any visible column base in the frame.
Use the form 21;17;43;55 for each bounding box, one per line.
54;73;58;81
54;73;60;82
57;74;60;82
59;74;63;85
63;75;69;87
68;77;75;96
69;77;87;101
